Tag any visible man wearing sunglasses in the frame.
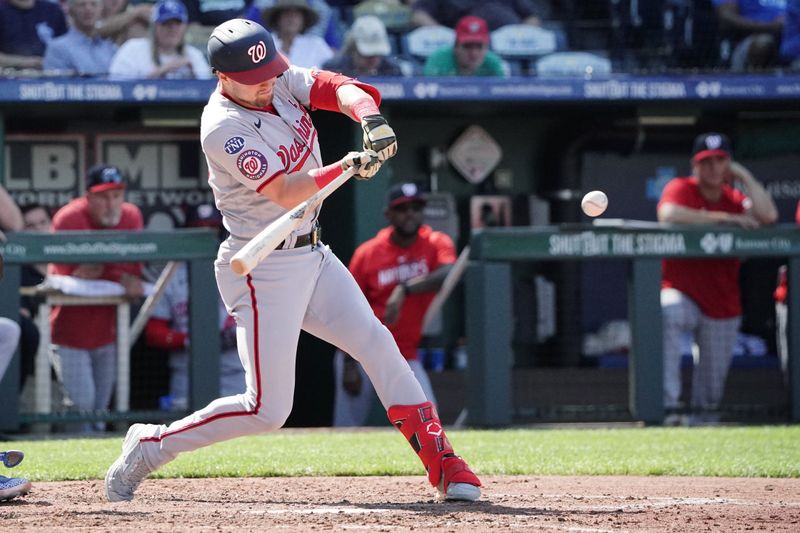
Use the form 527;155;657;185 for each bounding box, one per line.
48;164;144;432
334;182;456;426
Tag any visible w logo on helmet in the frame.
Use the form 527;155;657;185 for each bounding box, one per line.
248;41;267;63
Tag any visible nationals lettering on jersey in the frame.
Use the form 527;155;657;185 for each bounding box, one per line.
377;259;430;287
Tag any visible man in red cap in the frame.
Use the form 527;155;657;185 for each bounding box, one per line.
424;15;506;76
658;133;777;426
49;164;144;432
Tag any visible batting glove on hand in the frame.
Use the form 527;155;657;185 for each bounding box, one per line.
361;115;397;162
341;150;381;180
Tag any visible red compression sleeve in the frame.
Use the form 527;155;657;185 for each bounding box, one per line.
311;162;342;189
145;318;188;350
309;70;382;116
351;97;380;121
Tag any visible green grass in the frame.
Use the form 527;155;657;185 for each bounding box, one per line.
4;426;800;482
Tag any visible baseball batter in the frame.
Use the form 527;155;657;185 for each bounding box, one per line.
106;18;481;502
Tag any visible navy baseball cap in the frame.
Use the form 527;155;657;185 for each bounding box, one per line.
152;0;188;24
86;165;126;193
692;132;732;163
387;182;426;208
208;19;289;85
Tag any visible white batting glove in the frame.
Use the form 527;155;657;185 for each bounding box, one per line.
341;150;382;180
361;115;397;162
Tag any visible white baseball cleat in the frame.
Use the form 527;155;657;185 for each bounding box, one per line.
105;423;155;502
438;481;481;502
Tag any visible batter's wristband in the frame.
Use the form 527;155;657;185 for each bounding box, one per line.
351;98;380;122
311;162;342;189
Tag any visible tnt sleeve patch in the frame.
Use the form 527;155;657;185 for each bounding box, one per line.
237;149;269;180
224;136;246;154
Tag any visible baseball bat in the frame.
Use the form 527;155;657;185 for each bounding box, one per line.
421;245;471;335
230;167;356;276
128;260;179;348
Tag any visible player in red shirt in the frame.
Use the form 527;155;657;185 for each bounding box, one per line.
658;132;777;425
48;164;144;431
334;182;456;426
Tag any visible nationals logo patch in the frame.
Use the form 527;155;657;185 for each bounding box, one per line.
237;149;269;180
224;136;245;155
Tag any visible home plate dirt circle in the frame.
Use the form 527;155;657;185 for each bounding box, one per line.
3;475;799;531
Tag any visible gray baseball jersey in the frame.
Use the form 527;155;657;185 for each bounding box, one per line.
201;65;322;244
135;68;427;469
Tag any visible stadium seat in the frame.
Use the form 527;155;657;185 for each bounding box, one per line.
535;51;612;78
490;24;560;76
401;25;456;67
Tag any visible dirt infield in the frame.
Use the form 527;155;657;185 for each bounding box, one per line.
3;475;799;531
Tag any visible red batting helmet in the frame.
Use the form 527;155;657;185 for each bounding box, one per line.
208;19;289;85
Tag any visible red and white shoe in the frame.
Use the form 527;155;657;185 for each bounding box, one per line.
436;455;481;501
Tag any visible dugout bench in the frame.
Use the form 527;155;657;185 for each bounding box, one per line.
465;222;800;426
0;229;218;431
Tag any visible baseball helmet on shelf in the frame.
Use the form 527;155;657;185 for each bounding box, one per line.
208;19;289;85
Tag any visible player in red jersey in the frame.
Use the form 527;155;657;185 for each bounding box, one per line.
658;132;777;425
334;182;456;426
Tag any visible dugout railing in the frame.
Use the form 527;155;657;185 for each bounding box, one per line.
465;222;800;426
0;229;218;431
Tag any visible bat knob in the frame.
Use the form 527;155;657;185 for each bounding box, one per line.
230;259;249;276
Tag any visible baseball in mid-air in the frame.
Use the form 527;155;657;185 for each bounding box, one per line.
581;190;608;217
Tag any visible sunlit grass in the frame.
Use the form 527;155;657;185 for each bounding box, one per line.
4;426;799;482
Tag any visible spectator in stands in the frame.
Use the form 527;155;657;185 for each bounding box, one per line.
0;0;68;70
262;0;334;68
423;15;506;76
774;200;800;381
658;133;778;426
323;15;404;76
781;0;800;67
145;204;245;412
49;164;145;432
714;0;786;70
109;0;212;80
43;0;118;76
248;0;341;49
411;0;550;31
95;0;153;45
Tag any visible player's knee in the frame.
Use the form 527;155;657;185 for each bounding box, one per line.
253;404;292;431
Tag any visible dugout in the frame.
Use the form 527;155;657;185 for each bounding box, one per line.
1;75;800;428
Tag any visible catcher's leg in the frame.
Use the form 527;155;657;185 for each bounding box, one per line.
387;401;481;501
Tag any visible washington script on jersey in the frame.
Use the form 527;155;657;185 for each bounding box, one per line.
280;101;316;171
378;259;430;287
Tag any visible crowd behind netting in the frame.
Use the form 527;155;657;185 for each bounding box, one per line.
1;0;798;80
